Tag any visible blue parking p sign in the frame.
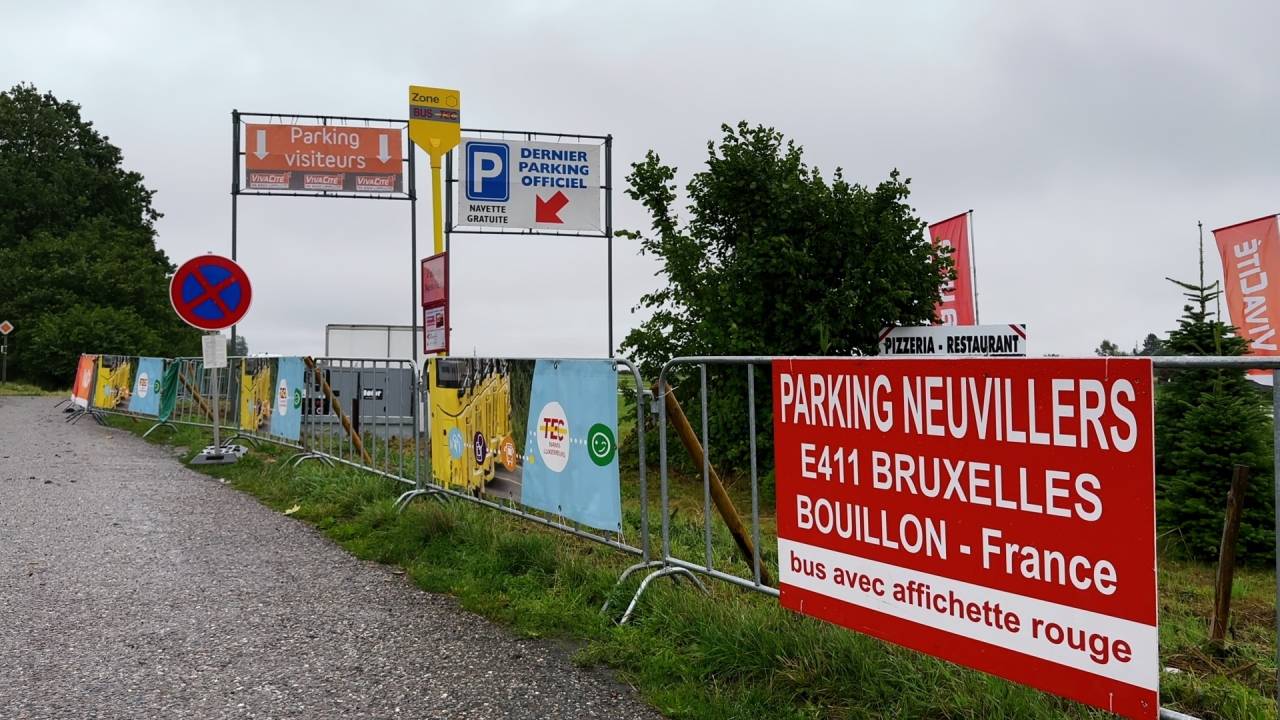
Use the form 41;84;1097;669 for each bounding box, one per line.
465;142;509;201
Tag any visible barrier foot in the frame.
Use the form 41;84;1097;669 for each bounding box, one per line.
601;560;666;616
70;410;106;426
190;451;239;466
288;452;333;468
394;487;450;512
394;489;430;511
617;566;709;625
142;421;177;438
225;433;262;449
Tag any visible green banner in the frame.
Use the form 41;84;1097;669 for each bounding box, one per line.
156;361;180;422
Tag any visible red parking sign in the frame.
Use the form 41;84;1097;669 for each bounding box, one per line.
773;358;1157;719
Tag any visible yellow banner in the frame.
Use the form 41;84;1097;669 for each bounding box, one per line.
92;357;133;410
428;358;512;492
239;360;274;432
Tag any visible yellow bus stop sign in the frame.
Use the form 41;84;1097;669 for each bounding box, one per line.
408;85;460;294
408;85;460;166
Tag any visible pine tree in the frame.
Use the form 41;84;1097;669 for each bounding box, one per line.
1156;227;1274;563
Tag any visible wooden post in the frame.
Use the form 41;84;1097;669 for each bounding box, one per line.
305;357;373;467
1211;464;1250;645
658;382;774;587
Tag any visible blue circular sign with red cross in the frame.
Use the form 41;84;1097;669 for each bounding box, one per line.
169;254;252;331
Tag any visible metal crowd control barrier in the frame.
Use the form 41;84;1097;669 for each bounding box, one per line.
218;356;308;453
64;353;104;425
288;357;419;486
143;356;239;445
78;354;154;427
396;356;656;581
617;357;772;623
622;355;1280;720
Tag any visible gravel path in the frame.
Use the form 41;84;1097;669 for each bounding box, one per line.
0;396;663;720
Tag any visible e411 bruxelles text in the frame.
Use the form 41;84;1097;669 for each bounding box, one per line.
793;446;1116;595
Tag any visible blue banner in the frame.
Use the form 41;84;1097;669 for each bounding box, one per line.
520;359;621;531
127;357;164;417
270;357;305;442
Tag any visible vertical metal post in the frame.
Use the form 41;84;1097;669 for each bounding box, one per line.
635;367;650;562
210;351;221;455
409;142;419;367
2;335;7;383
605;135;614;358
658;375;671;560
1273;368;1279;705
747;363;761;586
444;150;453;356
230;111;240;353
430;158;445;256
968;208;979;324
410;363;418;488
700;364;713;571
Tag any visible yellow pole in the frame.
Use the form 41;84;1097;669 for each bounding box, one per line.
431;159;444;254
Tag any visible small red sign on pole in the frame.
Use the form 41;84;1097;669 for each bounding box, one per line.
422;251;448;355
422;252;446;307
773;357;1158;719
0;320;13;335
169;255;252;331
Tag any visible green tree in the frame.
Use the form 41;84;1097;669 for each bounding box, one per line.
1136;332;1167;356
620;122;950;473
1095;339;1128;356
1156;274;1274;563
0;84;198;385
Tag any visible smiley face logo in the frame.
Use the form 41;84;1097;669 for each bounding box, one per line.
587;423;616;467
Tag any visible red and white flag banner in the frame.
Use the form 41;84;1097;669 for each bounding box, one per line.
1213;215;1280;376
930;213;975;326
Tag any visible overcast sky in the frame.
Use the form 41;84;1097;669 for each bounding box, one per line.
3;1;1277;358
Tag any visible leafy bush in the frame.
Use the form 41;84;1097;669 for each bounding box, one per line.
620;122;949;474
0;84;200;386
25;305;167;385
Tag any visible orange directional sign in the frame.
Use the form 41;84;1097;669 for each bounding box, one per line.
0;320;12;336
244;124;403;194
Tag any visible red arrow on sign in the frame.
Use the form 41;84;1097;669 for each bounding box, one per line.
535;191;569;223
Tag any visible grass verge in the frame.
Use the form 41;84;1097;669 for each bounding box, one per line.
0;381;64;396
109;416;1276;719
